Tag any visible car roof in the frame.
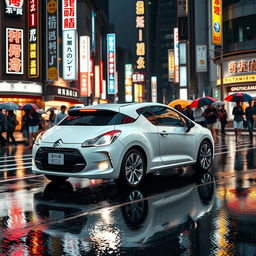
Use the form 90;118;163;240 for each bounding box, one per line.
77;102;170;118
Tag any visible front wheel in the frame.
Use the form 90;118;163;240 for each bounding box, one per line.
193;140;213;172
45;175;68;183
115;149;146;189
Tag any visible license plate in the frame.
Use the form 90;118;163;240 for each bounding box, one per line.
48;153;64;165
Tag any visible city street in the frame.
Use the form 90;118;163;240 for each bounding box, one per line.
0;135;256;255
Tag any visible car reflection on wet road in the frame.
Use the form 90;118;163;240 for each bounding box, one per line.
0;135;256;255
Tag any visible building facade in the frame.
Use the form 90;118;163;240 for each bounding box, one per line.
0;0;109;126
215;0;256;116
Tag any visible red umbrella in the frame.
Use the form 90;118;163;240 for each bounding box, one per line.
190;97;216;108
224;92;253;102
21;103;40;111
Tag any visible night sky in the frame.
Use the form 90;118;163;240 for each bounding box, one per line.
109;0;136;55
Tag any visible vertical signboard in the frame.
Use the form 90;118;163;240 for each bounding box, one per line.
28;0;39;78
107;34;116;94
5;0;24;16
79;36;90;97
62;0;77;81
177;0;187;17
174;28;179;83
63;30;76;80
168;50;174;82
46;0;58;81
91;10;96;55
125;64;133;102
151;76;157;103
212;0;222;45
6;28;23;74
196;45;207;72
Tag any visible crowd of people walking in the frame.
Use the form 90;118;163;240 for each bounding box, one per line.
0;104;68;148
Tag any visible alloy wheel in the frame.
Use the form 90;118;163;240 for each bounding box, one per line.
125;153;144;186
199;143;212;170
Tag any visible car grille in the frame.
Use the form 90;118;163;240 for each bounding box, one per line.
35;147;86;173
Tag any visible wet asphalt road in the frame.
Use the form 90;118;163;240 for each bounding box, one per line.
0;135;256;255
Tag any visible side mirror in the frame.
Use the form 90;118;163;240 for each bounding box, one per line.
186;119;195;132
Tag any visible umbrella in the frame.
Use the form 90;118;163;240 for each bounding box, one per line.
21;103;40;111
190;97;216;108
224;92;253;102
0;102;19;110
213;101;225;106
168;99;191;109
37;109;46;114
46;107;57;112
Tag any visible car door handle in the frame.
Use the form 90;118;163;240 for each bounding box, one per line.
160;130;168;136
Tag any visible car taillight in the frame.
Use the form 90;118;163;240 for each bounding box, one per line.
81;130;122;147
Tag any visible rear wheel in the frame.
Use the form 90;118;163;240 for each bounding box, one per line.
45;175;68;183
193;140;213;172
115;149;146;189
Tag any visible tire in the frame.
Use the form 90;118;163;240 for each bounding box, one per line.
193;140;213;172
115;148;146;189
45;175;68;183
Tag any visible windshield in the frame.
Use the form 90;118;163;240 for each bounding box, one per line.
59;110;136;126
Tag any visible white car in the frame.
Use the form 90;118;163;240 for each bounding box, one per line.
32;103;214;188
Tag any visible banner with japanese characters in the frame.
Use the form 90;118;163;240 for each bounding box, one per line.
5;0;24;16
46;0;59;81
63;30;76;80
28;0;39;78
62;0;76;30
107;34;116;94
79;36;90;97
6;28;23;74
212;0;222;45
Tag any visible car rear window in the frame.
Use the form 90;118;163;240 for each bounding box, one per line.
59;110;136;126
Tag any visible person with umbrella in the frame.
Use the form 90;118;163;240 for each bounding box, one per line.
203;103;219;143
27;108;40;148
232;101;244;143
0;108;6;147
245;100;254;139
218;104;228;136
193;107;206;127
21;110;30;145
6;110;18;145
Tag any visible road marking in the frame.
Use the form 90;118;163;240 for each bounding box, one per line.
0;154;32;160
0;174;44;183
214;146;256;155
0;157;32;163
0;166;32;172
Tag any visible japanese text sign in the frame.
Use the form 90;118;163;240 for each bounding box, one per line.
212;0;222;45
107;34;116;94
6;28;23;74
47;0;59;81
62;0;76;30
5;0;24;15
63;30;76;80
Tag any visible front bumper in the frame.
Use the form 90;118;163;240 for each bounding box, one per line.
32;140;125;180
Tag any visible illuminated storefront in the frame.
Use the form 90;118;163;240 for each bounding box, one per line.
216;53;256;117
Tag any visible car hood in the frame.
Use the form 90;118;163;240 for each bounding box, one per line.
41;125;116;144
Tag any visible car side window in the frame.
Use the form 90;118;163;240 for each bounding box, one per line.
137;107;158;125
150;106;184;127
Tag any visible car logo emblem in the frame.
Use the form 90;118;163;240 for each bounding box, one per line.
53;139;63;148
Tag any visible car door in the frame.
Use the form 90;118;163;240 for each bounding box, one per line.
150;106;197;165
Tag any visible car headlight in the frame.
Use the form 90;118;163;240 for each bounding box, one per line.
34;131;46;146
81;130;122;147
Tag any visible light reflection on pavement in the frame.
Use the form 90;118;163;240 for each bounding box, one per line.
0;135;255;255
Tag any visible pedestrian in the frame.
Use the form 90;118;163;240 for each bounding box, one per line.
54;105;67;125
245;100;255;139
0;108;6;147
6;110;18;145
28;109;40;148
232;101;244;143
203;104;219;142
183;106;194;120
218;105;228;135
21;110;30;145
193;107;207;127
48;109;56;129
